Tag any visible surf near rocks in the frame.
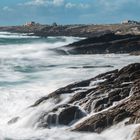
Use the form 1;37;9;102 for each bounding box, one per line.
8;63;138;139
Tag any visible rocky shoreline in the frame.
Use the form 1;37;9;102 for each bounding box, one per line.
8;63;140;139
1;24;140;55
1;23;140;37
63;33;140;54
35;63;140;139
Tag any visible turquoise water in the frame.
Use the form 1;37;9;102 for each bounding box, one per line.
0;32;68;45
0;32;139;140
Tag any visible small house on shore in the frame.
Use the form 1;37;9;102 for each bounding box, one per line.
121;20;140;25
24;21;38;27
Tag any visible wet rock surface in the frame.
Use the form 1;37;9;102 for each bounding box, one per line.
8;63;140;139
8;117;20;125
30;63;140;138
133;126;140;140
64;33;140;54
1;24;140;55
35;105;86;128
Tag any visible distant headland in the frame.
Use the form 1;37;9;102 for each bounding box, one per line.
0;20;140;38
1;20;140;55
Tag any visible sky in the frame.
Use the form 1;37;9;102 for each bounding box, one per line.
0;0;140;25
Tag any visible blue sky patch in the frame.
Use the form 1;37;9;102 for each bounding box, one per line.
0;0;139;25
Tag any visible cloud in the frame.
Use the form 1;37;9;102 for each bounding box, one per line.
3;0;140;25
28;0;45;5
52;0;64;6
97;0;140;11
22;0;64;7
21;0;90;9
2;6;13;12
65;2;90;9
65;3;75;8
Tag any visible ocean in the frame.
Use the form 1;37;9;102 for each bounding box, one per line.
0;32;139;140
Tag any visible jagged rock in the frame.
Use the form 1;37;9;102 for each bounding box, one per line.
72;79;140;133
7;117;20;125
72;82;140;133
58;106;86;125
36;105;86;128
31;63;140;140
32;79;92;107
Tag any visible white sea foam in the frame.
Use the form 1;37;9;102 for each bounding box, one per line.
0;32;139;139
0;31;39;39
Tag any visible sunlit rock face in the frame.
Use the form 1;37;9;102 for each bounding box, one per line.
133;126;140;140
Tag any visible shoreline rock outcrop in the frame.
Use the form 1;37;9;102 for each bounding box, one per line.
64;33;140;54
8;63;140;139
29;63;140;139
1;24;140;55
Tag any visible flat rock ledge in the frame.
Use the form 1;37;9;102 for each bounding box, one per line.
64;33;140;54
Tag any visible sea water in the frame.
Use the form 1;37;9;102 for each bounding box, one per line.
0;32;139;140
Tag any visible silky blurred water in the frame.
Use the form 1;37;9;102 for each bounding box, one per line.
0;32;139;140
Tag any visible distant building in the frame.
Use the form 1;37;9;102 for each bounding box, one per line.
121;20;140;25
24;21;37;26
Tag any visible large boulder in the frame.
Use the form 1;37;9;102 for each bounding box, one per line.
36;105;86;128
58;106;86;125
